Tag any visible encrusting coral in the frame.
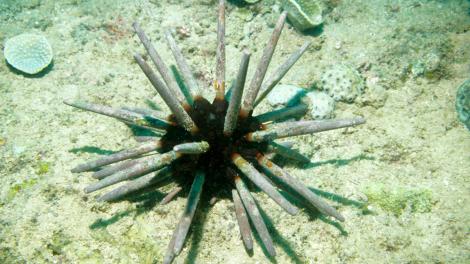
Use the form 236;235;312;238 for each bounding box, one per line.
65;1;365;263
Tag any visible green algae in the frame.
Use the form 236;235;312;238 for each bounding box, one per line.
36;161;51;175
6;160;50;200
6;178;39;201
364;184;434;216
73;244;104;263
0;247;24;264
89;224;161;263
47;230;72;256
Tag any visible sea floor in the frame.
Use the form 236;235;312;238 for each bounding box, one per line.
0;0;469;263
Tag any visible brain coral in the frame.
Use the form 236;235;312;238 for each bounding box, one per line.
4;33;53;74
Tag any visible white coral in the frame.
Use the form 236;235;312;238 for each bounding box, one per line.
4;33;53;74
303;91;335;119
266;84;304;107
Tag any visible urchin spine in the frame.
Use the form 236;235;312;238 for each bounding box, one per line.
241;11;288;117
224;51;250;136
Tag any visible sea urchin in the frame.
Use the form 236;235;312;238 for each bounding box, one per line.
65;1;365;263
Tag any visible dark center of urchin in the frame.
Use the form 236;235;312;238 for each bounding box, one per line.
160;97;267;194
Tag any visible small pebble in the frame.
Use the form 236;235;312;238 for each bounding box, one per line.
303;91;335;119
335;41;342;50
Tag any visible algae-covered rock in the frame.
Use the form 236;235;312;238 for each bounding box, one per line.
280;0;323;31
364;184;434;216
3;33;53;74
320;64;364;103
456;79;470;131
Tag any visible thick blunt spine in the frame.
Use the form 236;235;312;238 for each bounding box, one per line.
254;41;311;107
234;174;276;257
85;151;181;193
97;167;173;202
71;140;162;173
160;186;183;205
232;189;254;251
164;30;200;101
240;12;287;118
120;106;168;120
134;136;160;143
93;160;139;180
172;171;205;254
266;141;310;163
134;53;198;134
133;22;189;108
231;153;299;215
257;153;345;222
63;100;173;130
246;117;366;142
215;0;226;99
254;104;308;123
223;51;251;136
173;141;210;154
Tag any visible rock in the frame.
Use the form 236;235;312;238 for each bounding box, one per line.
423;52;441;74
266;84;304;107
359;84;388;108
303;91;335;119
456;79;470;131
3;33;53;74
12;145;26;156
320;64;365;103
410;51;441;79
280;0;323;31
411;61;425;77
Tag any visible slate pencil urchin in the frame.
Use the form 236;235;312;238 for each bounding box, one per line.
65;1;365;263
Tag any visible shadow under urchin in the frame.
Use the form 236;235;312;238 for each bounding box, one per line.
64;1;365;263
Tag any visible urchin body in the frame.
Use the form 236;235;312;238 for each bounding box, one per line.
65;1;365;263
159;96;268;192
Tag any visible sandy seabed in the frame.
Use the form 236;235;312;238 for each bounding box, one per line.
1;0;469;263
